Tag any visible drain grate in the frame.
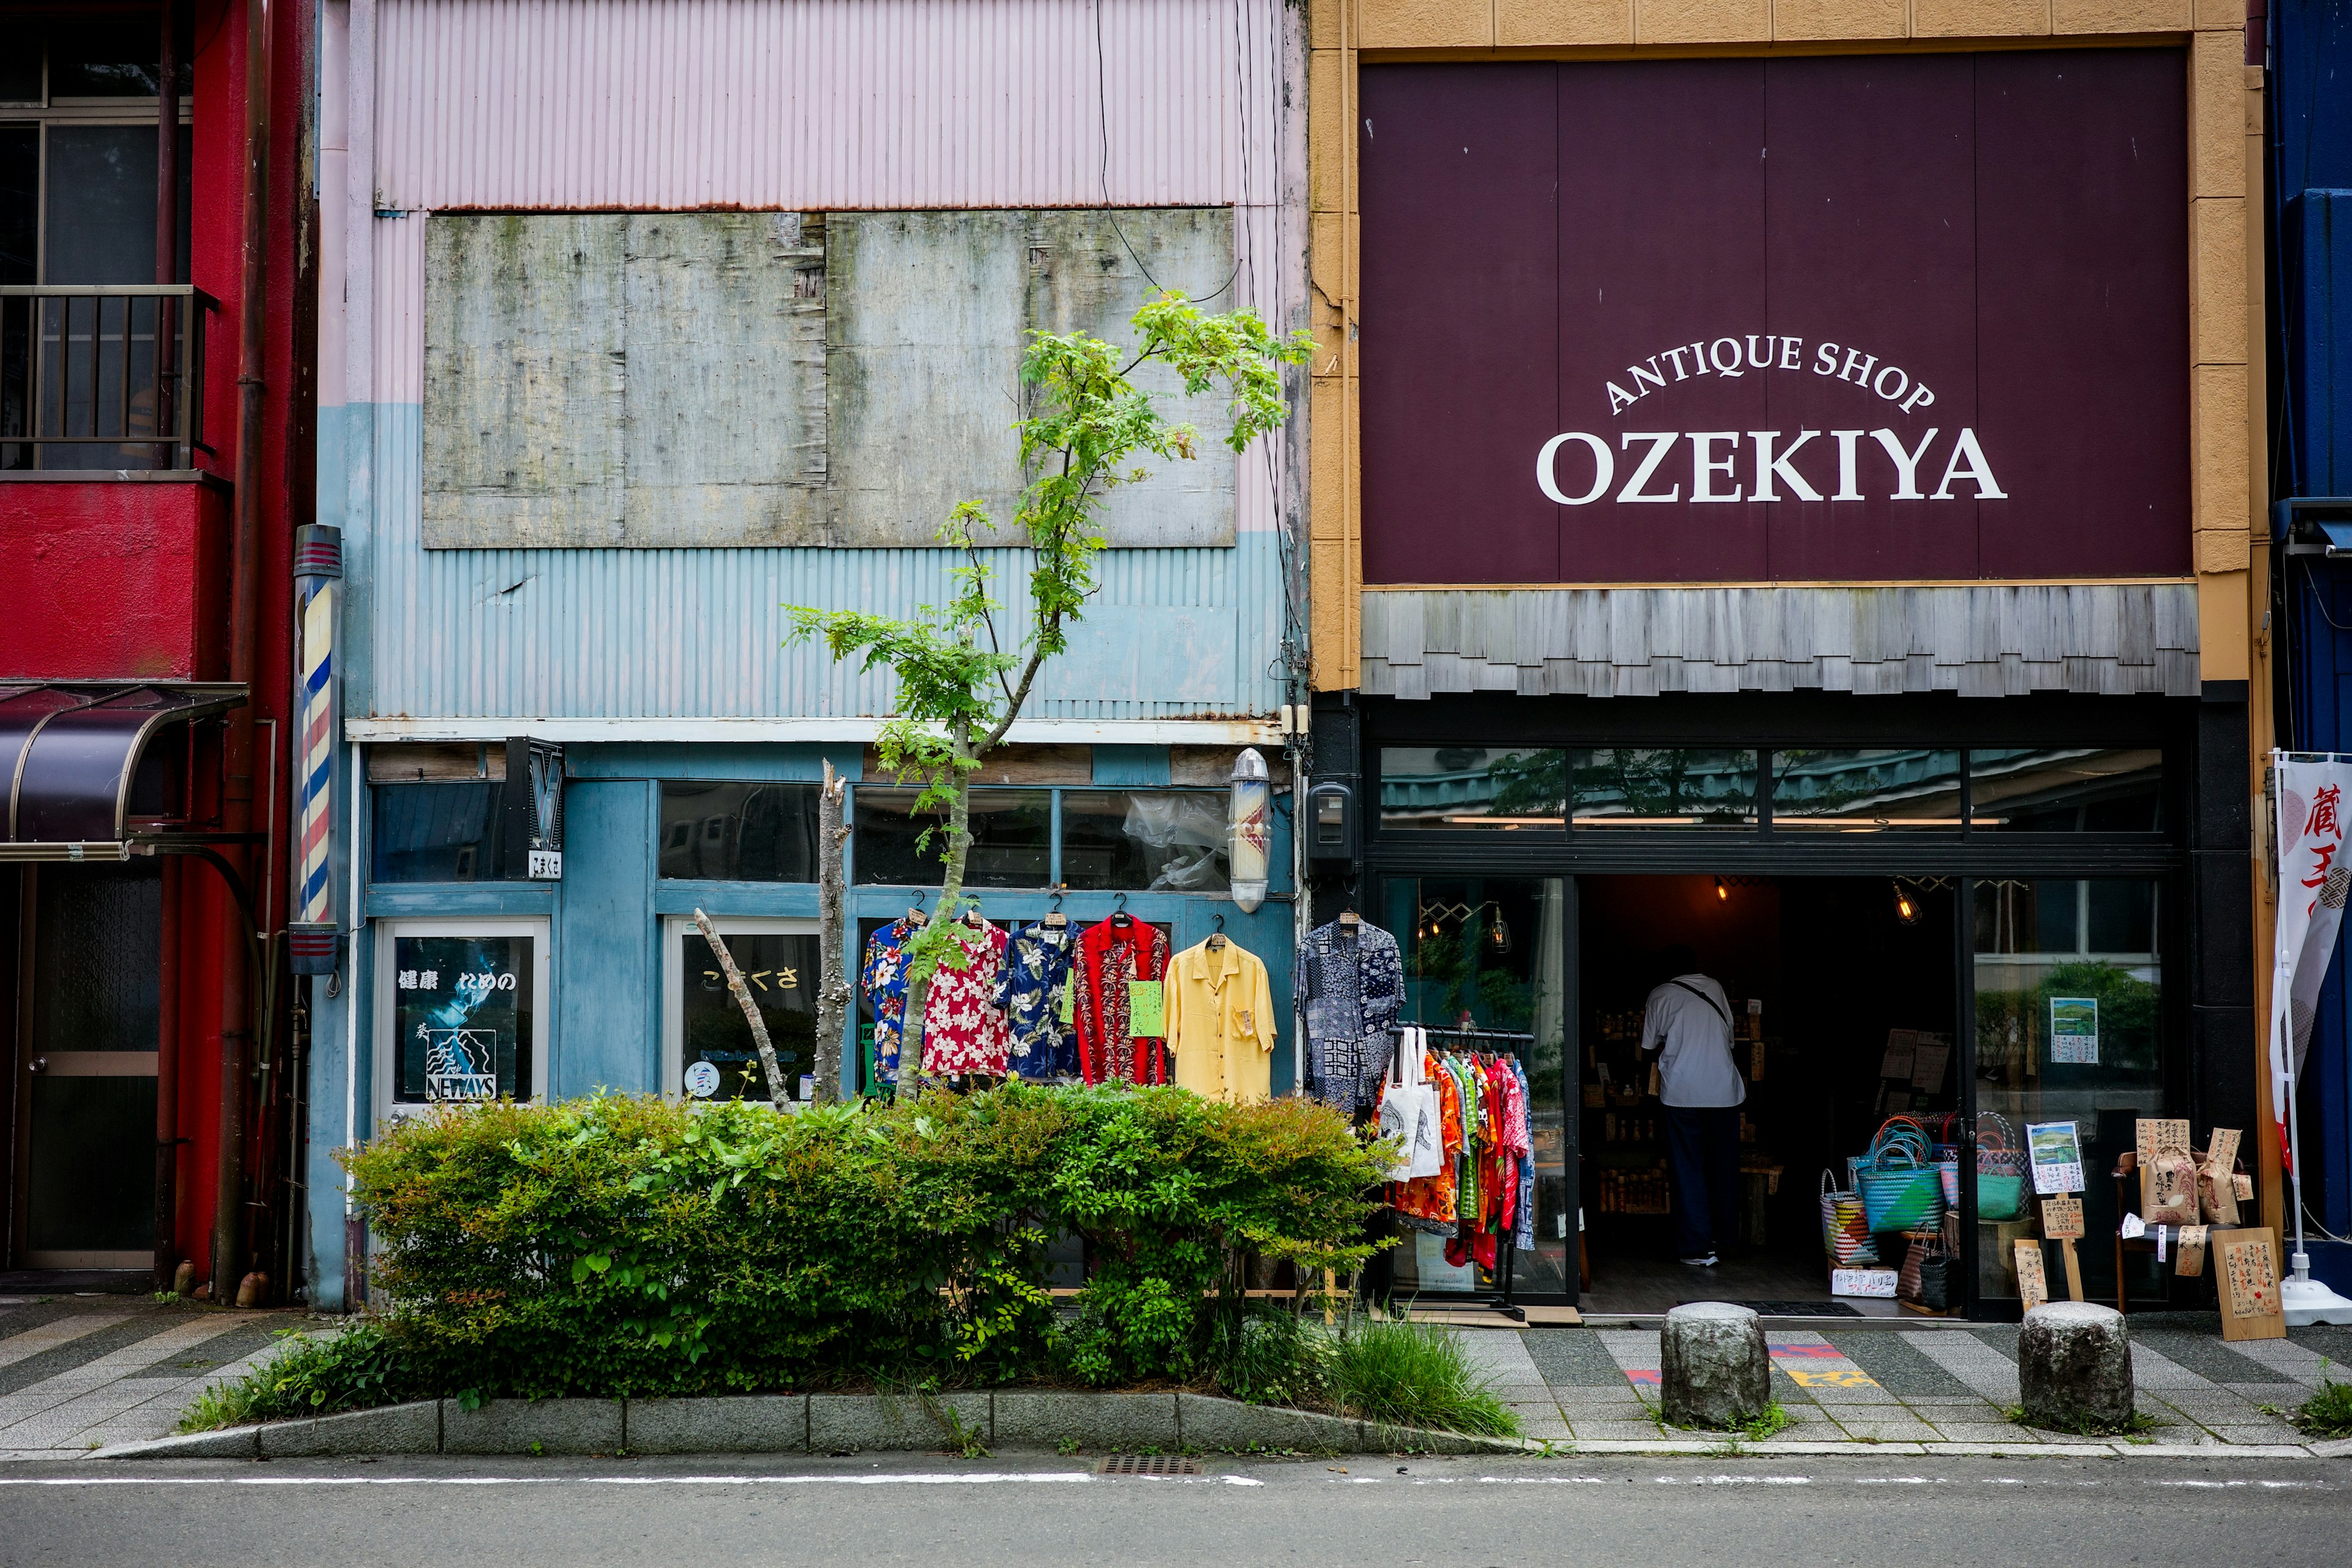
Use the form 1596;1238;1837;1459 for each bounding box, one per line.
1097;1453;1200;1476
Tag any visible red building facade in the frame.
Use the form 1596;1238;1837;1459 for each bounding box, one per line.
0;0;312;1303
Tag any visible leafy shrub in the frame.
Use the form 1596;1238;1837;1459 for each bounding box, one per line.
339;1084;1383;1404
1209;1303;1338;1409
179;1322;412;1431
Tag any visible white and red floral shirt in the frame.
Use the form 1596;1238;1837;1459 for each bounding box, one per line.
919;916;1012;1077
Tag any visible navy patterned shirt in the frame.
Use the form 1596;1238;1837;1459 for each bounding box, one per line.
994;921;1078;1078
1295;919;1403;1114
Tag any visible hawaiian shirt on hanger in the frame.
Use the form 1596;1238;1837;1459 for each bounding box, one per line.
1072;917;1171;1085
920;916;1013;1078
1508;1057;1537;1252
859;916;924;1088
995;921;1077;1078
1295;919;1403;1114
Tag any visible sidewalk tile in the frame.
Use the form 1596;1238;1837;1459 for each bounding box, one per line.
1830;1420;1943;1442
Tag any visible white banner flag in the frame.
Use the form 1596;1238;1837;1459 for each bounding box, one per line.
2271;756;2352;1159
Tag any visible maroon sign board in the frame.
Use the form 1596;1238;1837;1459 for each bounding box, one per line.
1357;51;2190;585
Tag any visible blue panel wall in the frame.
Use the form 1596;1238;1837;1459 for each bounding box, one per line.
2273;4;2352;1291
552;780;660;1098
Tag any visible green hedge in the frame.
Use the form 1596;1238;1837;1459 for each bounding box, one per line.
342;1085;1385;1400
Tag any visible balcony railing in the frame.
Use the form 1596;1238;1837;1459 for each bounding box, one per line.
0;285;214;472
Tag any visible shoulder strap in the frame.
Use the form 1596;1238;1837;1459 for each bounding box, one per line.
1668;978;1732;1029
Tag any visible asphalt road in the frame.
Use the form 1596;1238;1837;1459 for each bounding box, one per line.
4;1453;2349;1567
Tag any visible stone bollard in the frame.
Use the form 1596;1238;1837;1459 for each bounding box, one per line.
2018;1302;2135;1431
1661;1302;1771;1429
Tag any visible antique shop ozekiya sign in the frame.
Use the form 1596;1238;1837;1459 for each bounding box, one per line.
1360;51;2190;585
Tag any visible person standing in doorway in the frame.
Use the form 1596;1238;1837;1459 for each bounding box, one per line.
1641;945;1745;1267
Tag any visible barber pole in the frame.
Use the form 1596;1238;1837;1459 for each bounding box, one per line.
288;524;342;975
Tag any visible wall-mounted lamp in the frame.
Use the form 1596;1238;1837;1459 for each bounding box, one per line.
1228;747;1269;914
1485;905;1513;956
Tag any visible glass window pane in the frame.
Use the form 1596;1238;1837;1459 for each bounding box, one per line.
391;935;536;1104
853;787;1049;888
44;125;156;284
31;862;159;1051
1060;790;1229;891
48;19;195;97
1379;876;1570;1298
1771;748;1963;830
1969;748;2163;832
1972;878;2163;1307
681;932;819;1101
371;782;503;883
1570;748;1757;829
658;782;818;882
1379;747;1566;829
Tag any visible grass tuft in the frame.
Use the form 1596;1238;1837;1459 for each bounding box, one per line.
2288;1369;2352;1439
1327;1316;1520;1439
176;1322;407;1434
2002;1403;2163;1438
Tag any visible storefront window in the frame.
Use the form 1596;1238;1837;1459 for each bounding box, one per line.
674;927;820;1102
386;930;538;1105
1570;748;1757;829
1379;748;1566;829
1972;878;2163;1305
1380;876;1571;1298
853;787;1049;887
1060;790;1228;891
1968;748;2163;831
1771;749;1964;830
371;782;503;883
658;782;820;881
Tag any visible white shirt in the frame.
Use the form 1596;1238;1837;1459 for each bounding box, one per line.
1642;973;1747;1109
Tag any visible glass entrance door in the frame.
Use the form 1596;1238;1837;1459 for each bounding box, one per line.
1967;876;2166;1311
14;864;160;1267
1376;875;1573;1300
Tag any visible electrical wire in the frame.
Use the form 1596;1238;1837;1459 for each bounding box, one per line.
1094;0;1242;305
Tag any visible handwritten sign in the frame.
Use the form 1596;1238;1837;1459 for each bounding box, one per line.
2015;1240;2049;1311
2207;1127;2242;1171
2218;1229;2288;1342
2136;1118;2193;1209
2177;1224;2209;1279
2040;1196;2084;1240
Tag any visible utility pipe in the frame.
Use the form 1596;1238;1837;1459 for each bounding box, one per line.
151;0;182;1294
214;0;273;1305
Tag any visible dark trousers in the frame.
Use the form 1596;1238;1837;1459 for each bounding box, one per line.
1665;1105;1743;1258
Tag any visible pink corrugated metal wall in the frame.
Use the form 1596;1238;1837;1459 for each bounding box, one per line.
376;0;1279;212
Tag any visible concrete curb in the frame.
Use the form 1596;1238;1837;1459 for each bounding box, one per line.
91;1392;1533;1460
89;1394;2341;1463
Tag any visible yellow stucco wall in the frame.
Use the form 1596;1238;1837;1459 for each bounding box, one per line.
1306;0;2266;695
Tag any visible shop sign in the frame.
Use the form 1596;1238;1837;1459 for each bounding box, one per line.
1359;51;2189;584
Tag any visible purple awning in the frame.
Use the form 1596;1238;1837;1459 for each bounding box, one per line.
1;684;244;848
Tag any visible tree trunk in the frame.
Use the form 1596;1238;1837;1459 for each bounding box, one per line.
899;722;978;1087
693;908;788;1110
813;761;851;1102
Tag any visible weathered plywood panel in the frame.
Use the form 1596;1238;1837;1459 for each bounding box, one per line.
423;212;826;548
827;208;1239;548
825;210;1029;547
423;214;627;545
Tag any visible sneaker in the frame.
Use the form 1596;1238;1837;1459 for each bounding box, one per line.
1679;1253;1719;1267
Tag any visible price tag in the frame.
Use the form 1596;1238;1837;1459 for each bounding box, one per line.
1128;980;1165;1038
2040;1196;2084;1240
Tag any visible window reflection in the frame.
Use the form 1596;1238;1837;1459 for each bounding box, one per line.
1771;748;1963;830
1968;748;2162;832
1379;748;1566;829
681;932;818;1101
658;782;819;882
1570;748;1757;828
853;788;1049;887
371;782;503;883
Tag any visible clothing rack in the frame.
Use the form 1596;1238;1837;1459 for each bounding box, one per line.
1387;1025;1539;1321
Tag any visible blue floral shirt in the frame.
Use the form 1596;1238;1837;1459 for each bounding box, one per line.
860;917;923;1088
994;922;1077;1078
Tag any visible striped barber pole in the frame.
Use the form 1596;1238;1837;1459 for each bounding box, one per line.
289;524;342;974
